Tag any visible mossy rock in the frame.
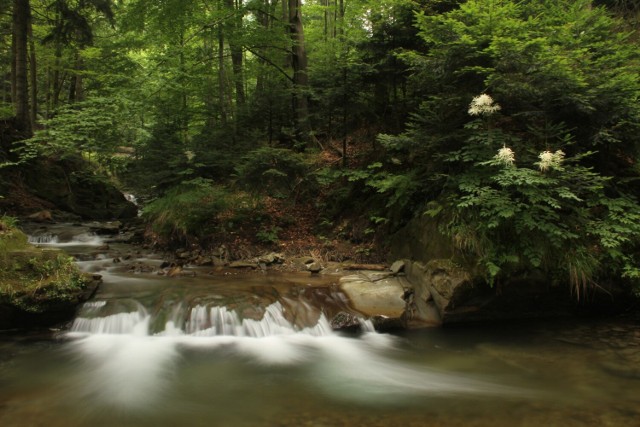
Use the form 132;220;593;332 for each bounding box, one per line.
0;218;99;329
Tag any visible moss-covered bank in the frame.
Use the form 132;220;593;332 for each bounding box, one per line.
0;217;99;329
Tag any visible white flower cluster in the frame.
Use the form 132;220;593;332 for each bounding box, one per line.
495;146;515;166
184;150;195;161
538;150;565;172
468;93;501;116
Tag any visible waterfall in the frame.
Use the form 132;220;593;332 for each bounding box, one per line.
69;301;336;338
184;302;334;337
28;232;104;247
28;234;59;244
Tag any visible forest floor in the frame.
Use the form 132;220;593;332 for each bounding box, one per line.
198;195;388;267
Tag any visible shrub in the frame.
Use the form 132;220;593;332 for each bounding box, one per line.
235;147;311;198
142;178;261;244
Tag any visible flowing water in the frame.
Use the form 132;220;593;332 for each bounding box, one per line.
1;224;640;426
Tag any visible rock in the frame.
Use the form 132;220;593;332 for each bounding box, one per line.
307;262;323;274
389;215;454;264
406;298;442;327
290;256;316;268
86;221;121;235
330;312;362;331
24;157;138;220
229;261;257;269
404;259;475;322
195;256;214;266
258;252;285;265
28;210;53;223
211;256;226;267
390;260;405;274
167;265;182;277
176;250;192;259
339;275;407;322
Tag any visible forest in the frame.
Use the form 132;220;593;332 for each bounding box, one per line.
1;0;640;300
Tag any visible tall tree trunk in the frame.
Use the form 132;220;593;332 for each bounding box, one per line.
288;0;311;143
179;30;188;143
203;31;216;128
52;46;62;111
226;0;245;109
12;0;31;134
218;13;227;124
28;10;37;127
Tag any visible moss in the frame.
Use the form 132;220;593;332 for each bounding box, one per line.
0;217;90;314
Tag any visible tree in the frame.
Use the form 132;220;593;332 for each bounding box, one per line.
12;0;30;134
372;0;640;293
288;0;312;143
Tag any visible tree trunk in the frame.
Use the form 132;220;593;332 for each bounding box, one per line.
203;31;216;128
28;6;37;127
218;12;227;124
288;0;311;143
226;0;245;109
12;0;31;134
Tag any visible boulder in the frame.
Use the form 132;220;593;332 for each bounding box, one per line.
27;210;53;223
258;252;285;265
307;262;323;274
388;214;581;325
390;260;405;274
24;157;138;220
339;274;407;328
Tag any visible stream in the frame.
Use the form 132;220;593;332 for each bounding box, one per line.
1;223;639;426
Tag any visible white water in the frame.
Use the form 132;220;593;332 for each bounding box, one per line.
62;300;526;411
28;232;104;247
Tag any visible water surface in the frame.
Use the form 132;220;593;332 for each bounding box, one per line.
1;226;638;426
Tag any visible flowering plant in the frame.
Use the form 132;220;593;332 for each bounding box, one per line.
468;94;501;116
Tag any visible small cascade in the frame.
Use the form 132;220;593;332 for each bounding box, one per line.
71;311;149;335
69;300;336;337
69;300;150;335
185;302;333;337
124;192;138;205
28;232;104;247
28;234;59;244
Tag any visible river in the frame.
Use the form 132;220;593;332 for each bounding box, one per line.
1;223;639;426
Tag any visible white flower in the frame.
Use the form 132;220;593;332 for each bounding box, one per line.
495;146;515;166
185;150;195;162
468;93;501;116
538;149;565;172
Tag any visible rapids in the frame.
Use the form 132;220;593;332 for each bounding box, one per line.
1;223;639;427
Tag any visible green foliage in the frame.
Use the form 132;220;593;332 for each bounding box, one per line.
256;226;281;245
142;178;261;243
361;0;640;295
142;178;226;242
14;97;147;170
446;140;640;291
235;147;312;198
